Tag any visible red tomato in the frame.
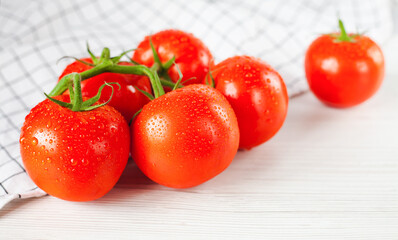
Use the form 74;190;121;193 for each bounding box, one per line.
210;56;288;150
20;95;130;201
59;58;152;121
305;21;384;108
132;29;213;85
131;84;239;188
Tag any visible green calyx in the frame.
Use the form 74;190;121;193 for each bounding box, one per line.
45;73;120;112
49;46;165;100
205;65;216;88
332;19;357;43
148;38;184;89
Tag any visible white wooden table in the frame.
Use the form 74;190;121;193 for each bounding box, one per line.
1;37;397;239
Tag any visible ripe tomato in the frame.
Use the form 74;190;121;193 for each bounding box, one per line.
132;29;213;85
131;84;239;188
305;20;385;107
59;58;152;121
209;56;288;150
20;95;130;201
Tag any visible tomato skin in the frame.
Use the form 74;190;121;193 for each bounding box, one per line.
59;59;152;121
210;56;288;150
131;84;239;188
19;95;130;201
132;29;213;85
305;34;384;107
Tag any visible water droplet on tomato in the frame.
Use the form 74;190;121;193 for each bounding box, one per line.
32;137;38;146
81;159;89;166
70;158;77;166
110;126;117;133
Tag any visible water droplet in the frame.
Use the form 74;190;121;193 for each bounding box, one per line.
46;157;51;163
70;158;77;166
82;159;89;166
32;137;38;146
20;137;25;144
110;127;117;134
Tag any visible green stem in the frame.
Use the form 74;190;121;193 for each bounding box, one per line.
151;61;179;87
337;19;353;42
49;60;167;99
49;47;166;101
108;65;165;98
150;62;161;72
49;61;113;97
99;47;110;63
160;79;182;89
71;74;83;111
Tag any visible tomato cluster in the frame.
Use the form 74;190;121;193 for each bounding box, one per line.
19;20;384;201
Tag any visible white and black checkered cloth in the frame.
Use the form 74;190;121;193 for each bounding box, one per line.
0;0;394;208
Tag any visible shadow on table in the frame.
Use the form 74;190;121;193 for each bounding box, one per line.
115;159;154;188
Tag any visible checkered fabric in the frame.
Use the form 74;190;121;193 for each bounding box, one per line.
0;0;394;208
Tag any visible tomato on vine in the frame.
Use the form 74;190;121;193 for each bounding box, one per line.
132;29;213;86
20;74;130;201
21;47;167;201
208;56;288;150
131;84;240;188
